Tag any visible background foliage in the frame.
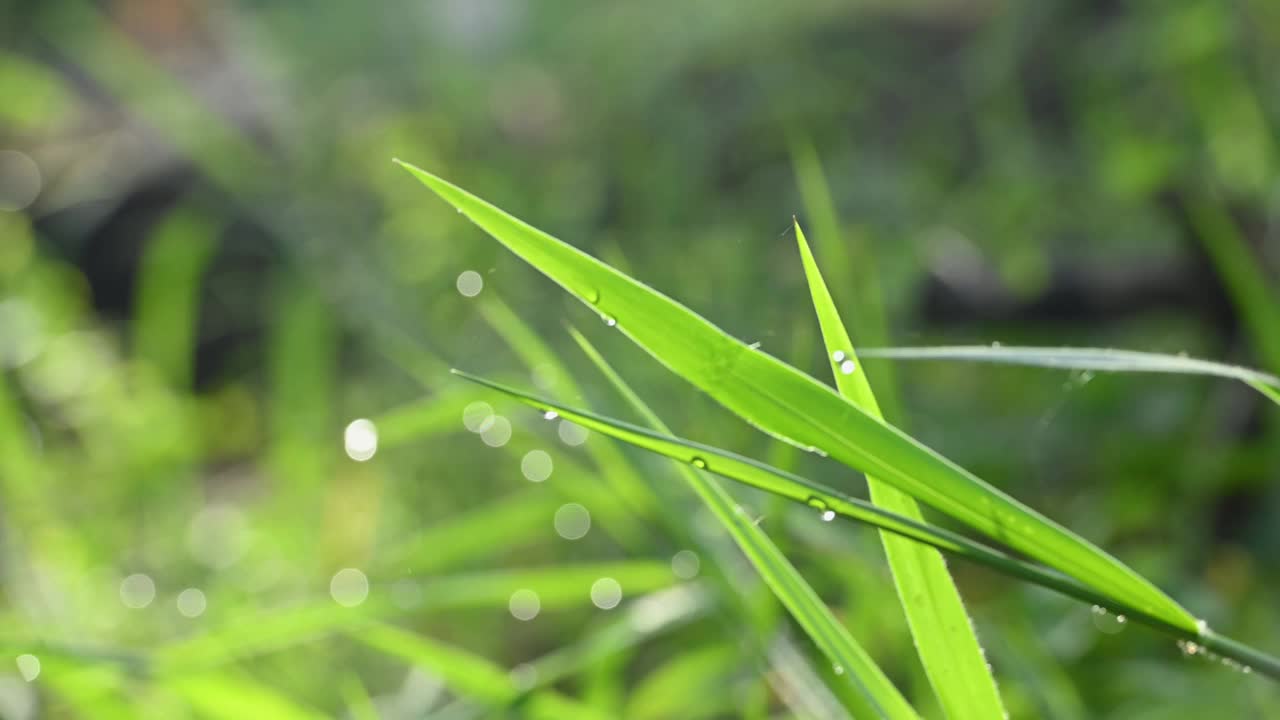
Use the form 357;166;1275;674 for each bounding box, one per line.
0;0;1278;717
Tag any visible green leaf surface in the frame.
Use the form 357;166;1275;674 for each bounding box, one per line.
856;345;1280;407
351;623;613;720
569;328;914;719
796;222;1005;719
449;370;1280;680
397;161;1199;634
169;674;328;720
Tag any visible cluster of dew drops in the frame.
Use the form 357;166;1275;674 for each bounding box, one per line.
832;351;856;375
583;287;617;327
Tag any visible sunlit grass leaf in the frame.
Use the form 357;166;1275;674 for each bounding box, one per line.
354;623;517;704
158;562;678;670
397;161;1199;635
857;345;1280;407
450;370;1280;680
625;643;739;719
795;222;1005;719
169;674;327;720
353;621;632;720
568;328;915;719
375;488;561;575
479;295;657;520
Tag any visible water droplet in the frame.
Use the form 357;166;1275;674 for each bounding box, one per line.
671;550;700;579
1178;639;1201;656
991;341;1002;348
554;503;591;540
839;359;856;375
330;568;370;607
603;315;617;327
691;457;707;470
462;402;496;433
747;341;761;350
585;288;600;304
521;450;553;482
821;510;836;522
807;497;828;511
543;410;559;420
481;416;513;447
509;663;538;691
343;418;378;462
15;654;39;682
1091;605;1126;634
456;270;484;297
1243;665;1253;674
833;665;844;675
509;589;541;621
176;588;207;618
120;573;156;609
558;420;589;446
0;150;42;212
1196;618;1208;635
832;351;846;363
591;577;623;610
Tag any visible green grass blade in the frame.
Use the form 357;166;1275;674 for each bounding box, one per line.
397;162;1199;635
374;488;561;575
169;674;328;720
351;623;614;720
1249;380;1280;407
132;206;218;390
478;295;658;519
1186;199;1280;372
795;222;1006;718
450;370;1280;680
568;328;916;719
354;623;518;704
856;345;1280;407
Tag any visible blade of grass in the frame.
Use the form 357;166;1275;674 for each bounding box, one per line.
568;328;916;719
132;206;218;390
796;222;1005;718
1185;199;1280;372
352;621;619;720
397;162;1199;635
856;345;1280;407
374;488;562;575
479;295;658;520
450;370;1280;680
626;643;739;719
157;561;679;671
169;674;328;720
474;307;879;716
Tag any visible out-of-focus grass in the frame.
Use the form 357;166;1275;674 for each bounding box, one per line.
2;0;1279;716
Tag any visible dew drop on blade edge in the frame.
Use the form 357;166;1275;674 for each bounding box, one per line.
691;457;707;470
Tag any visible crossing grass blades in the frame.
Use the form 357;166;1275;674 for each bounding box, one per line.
397;159;1280;718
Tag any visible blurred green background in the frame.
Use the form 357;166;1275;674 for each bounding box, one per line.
1;0;1278;717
